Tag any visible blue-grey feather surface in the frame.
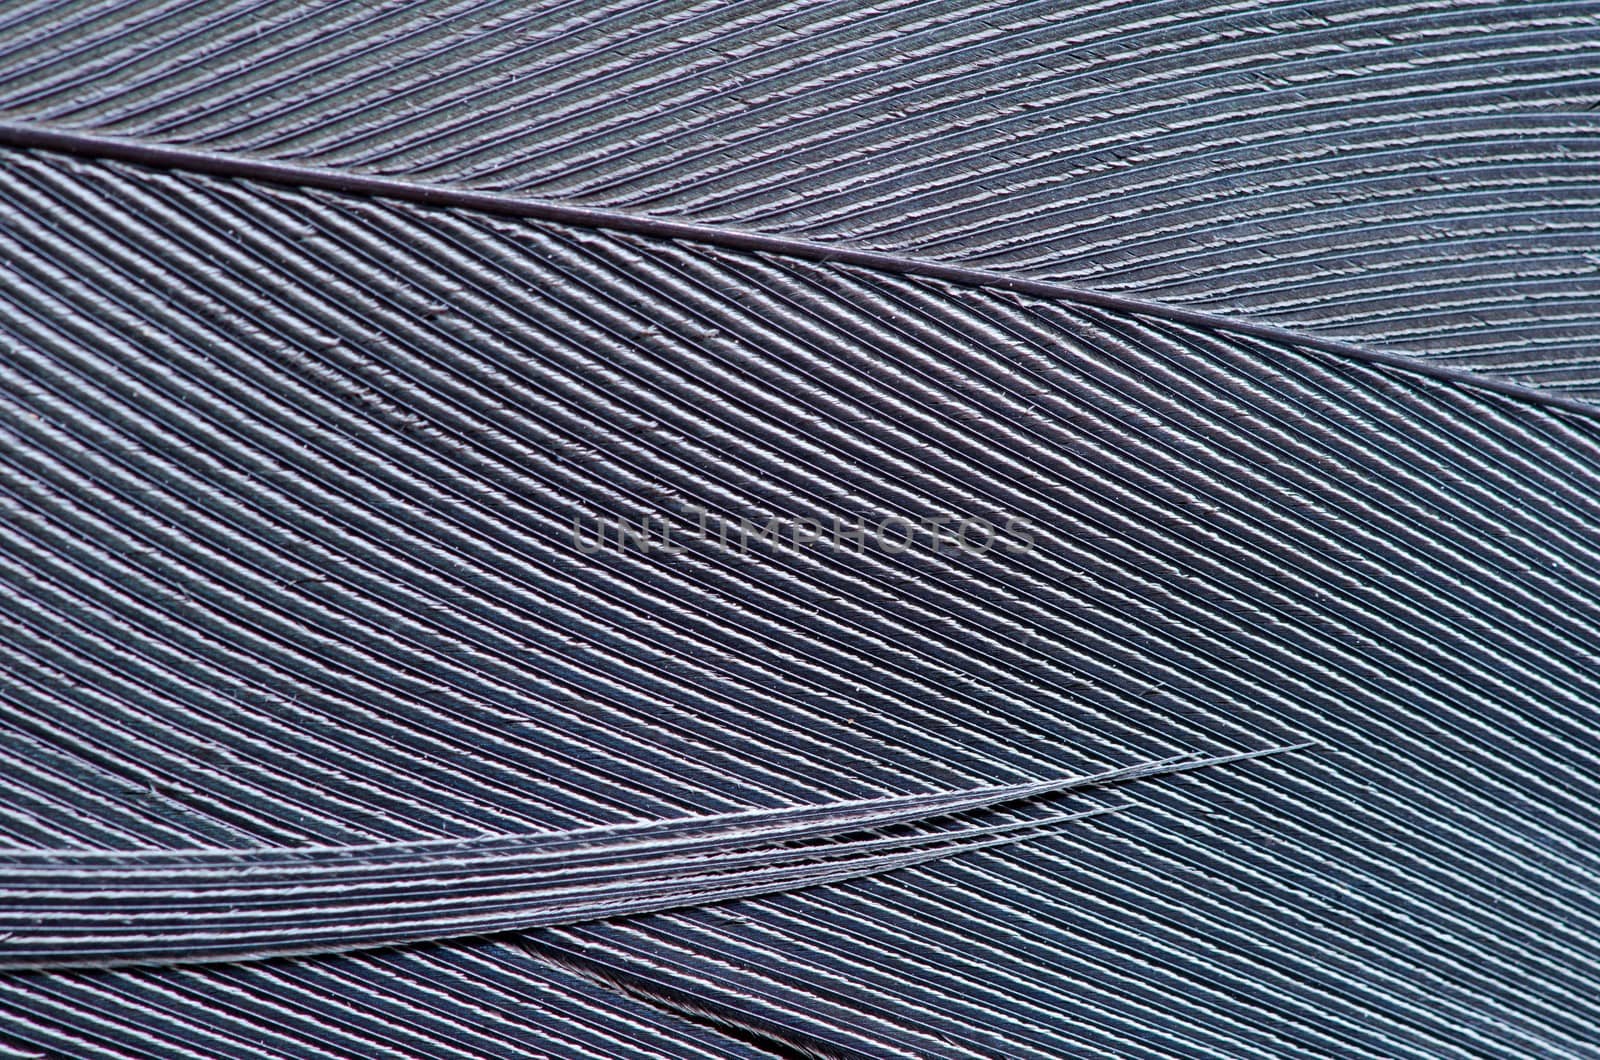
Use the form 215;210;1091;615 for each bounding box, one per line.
1;3;1599;1058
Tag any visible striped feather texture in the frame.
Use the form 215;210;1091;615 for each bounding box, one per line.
0;941;778;1059
6;754;1283;970
0;0;1597;390
0;142;1599;1056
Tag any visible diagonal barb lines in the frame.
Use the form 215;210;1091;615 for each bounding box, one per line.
1;5;1598;1057
0;745;1301;970
0;120;1595;422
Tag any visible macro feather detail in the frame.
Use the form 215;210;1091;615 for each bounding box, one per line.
2;0;1598;388
1;2;1599;1058
0;750;1295;971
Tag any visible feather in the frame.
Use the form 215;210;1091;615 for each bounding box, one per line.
1;2;1598;1058
4;748;1298;970
1;0;1597;388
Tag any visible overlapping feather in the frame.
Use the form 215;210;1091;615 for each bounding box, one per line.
2;3;1599;1059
